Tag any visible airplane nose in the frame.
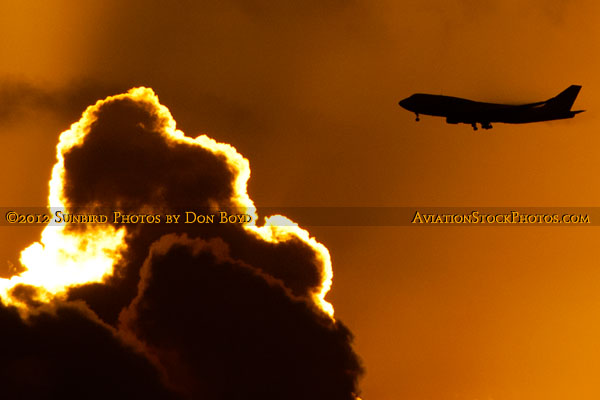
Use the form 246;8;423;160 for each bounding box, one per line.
399;98;411;110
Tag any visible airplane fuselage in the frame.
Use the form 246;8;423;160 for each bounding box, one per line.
399;86;584;130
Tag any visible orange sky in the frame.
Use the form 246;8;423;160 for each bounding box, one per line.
1;1;600;398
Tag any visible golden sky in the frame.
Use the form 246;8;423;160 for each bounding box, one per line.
1;1;600;398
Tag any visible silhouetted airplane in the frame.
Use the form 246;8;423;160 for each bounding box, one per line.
399;85;584;130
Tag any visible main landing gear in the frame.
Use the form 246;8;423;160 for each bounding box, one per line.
415;113;420;121
471;122;493;131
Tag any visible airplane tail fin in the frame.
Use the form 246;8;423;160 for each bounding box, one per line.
545;85;582;111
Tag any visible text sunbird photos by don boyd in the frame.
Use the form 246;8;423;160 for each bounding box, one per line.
5;210;253;225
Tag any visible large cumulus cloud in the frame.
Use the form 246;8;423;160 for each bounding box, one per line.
0;88;363;399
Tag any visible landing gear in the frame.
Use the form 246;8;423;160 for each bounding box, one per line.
471;122;493;131
415;113;420;122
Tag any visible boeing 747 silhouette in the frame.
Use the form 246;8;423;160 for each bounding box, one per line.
399;85;584;130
